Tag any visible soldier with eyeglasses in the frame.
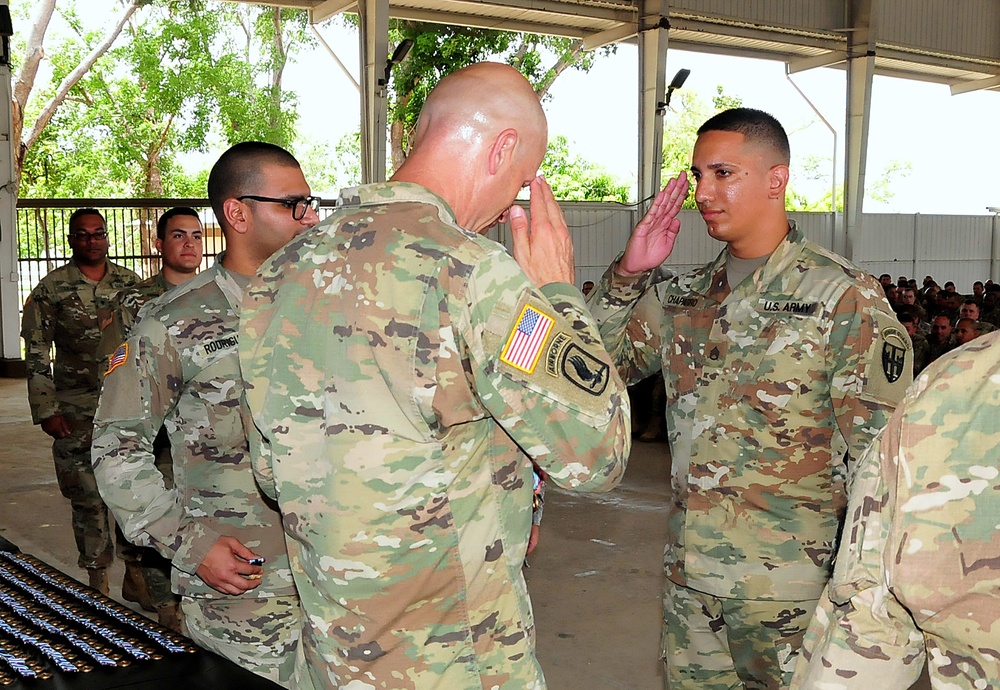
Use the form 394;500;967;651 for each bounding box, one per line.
21;208;140;596
92;142;317;686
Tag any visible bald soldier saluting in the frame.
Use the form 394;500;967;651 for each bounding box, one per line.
239;62;631;689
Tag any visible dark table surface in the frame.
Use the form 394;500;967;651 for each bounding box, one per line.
0;535;281;690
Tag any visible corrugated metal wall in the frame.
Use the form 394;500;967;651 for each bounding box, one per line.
879;0;1000;61
495;205;995;293
669;0;843;32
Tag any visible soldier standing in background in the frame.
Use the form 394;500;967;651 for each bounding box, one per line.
92;143;318;686
239;62;630;689
589;108;911;689
20;208;139;596
95;206;205;632
791;332;1000;689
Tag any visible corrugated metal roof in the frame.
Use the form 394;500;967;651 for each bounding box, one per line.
232;0;1000;91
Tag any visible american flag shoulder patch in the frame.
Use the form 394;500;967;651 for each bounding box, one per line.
106;343;128;376
499;304;555;374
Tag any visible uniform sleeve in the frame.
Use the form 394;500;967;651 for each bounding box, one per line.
790;416;926;690
827;280;911;468
92;321;223;573
587;258;665;386
20;283;60;424
460;254;631;492
96;293;129;376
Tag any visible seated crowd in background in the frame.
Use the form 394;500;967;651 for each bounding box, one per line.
876;273;998;375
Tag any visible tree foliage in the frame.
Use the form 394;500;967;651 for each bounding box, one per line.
384;22;615;170
16;0;311;199
542;136;630;203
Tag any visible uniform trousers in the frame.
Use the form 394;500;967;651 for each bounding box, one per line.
661;578;818;690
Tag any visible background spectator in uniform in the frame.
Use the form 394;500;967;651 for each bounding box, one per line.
927;314;956;364
960;299;980;322
953;317;980;346
20;208;139;596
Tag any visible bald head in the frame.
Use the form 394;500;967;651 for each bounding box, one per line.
394;62;548;233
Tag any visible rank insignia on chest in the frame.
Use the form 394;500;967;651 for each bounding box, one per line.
106;343;128;376
500;304;554;374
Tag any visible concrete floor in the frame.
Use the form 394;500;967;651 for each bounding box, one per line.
0;376;929;689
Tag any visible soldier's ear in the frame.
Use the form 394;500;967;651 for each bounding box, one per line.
154;237;163;254
768;164;789;199
223;198;250;236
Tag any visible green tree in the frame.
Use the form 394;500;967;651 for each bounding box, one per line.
542;136;630;203
383;22;615;172
17;1;311;200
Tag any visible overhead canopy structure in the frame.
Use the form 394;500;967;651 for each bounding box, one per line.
4;0;1000;367
232;0;1000;257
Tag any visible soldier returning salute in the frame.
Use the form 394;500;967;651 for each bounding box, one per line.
239;62;630;689
588;108;912;689
95;206;205;632
21;208;139;596
791;331;1000;689
92;142;319;686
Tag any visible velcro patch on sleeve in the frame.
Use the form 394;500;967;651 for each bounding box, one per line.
105;343;129;376
862;308;912;405
499;304;554;374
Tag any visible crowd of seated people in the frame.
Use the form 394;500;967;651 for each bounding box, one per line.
878;273;998;375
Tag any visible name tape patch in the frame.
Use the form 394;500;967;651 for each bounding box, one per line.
105;343;128;376
500;305;554;374
760;300;820;315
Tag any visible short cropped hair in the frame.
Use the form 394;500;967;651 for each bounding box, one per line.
207;142;300;233
68;208;105;234
156;206;201;240
697;108;790;165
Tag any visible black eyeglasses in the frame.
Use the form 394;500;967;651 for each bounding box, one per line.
70;231;108;242
237;195;321;221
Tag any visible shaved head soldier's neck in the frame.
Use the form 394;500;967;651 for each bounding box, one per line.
392;62;548;234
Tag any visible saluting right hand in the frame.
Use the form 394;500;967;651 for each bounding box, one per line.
617;173;689;277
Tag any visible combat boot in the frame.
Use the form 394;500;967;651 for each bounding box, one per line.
156;602;184;635
122;562;157;612
87;568;109;596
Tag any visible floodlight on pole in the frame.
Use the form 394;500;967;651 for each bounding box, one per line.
657;68;690;113
381;39;415;88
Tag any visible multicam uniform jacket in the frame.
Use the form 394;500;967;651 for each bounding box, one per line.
21;260;139;423
792;331;1000;689
92;259;295;600
239;182;631;689
591;223;911;601
97;271;173;369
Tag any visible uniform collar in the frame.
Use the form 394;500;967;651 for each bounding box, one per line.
690;220;802;300
337;182;458;225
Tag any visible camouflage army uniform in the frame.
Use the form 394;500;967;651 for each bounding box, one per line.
909;330;929;375
92;258;300;685
97;271;172;368
791;331;1000;690
239;182;630;690
21;259;139;570
97;271;177;611
590;223;911;689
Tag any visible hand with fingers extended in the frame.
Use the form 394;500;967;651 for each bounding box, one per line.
510;176;575;289
196;536;265;595
618;172;689;277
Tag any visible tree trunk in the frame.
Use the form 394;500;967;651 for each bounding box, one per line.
13;0;143;196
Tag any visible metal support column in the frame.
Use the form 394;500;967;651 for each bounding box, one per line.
0;1;20;367
637;0;669;210
842;0;877;260
357;0;389;183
